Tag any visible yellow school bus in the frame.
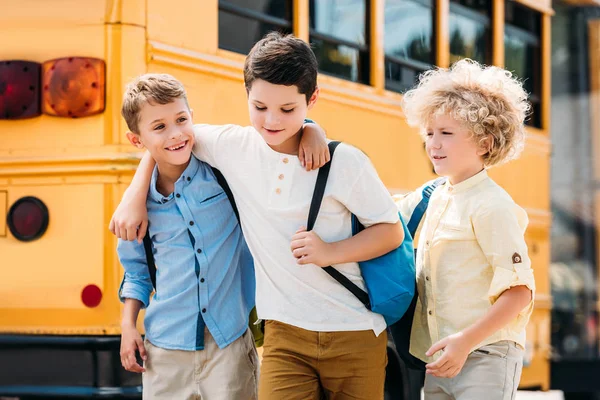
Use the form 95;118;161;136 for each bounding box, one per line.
3;0;598;399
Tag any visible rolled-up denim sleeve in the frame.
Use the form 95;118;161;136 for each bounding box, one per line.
472;201;535;319
117;238;153;308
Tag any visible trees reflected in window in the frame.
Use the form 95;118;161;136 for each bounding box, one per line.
449;0;491;64
309;0;370;84
505;1;541;128
384;0;434;92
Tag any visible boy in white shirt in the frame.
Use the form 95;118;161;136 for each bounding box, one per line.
111;32;404;400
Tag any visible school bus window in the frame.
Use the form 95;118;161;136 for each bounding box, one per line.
504;1;541;128
309;0;370;85
384;0;434;93
449;0;492;65
218;0;293;55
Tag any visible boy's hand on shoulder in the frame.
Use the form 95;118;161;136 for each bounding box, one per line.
299;123;330;171
425;332;471;379
109;194;149;243
120;324;147;373
291;227;334;267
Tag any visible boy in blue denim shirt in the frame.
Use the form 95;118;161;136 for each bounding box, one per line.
116;74;325;399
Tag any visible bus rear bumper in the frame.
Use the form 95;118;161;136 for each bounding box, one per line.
0;334;142;399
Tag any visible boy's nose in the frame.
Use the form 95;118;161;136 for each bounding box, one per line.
265;113;280;127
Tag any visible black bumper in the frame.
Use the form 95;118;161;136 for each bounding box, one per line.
551;359;600;393
0;334;142;399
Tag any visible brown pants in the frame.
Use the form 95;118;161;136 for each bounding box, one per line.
258;320;387;400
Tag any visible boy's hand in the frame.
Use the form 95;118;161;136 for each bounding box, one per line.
109;194;148;243
291;227;334;267
425;332;471;378
120;324;147;373
299;123;330;171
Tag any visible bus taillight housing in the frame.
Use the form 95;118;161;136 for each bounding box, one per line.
0;60;41;120
42;57;105;118
7;197;49;242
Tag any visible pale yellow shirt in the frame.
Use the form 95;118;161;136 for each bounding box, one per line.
394;170;535;362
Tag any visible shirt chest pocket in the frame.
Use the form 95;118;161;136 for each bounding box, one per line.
437;219;476;241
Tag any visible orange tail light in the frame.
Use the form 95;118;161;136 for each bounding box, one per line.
42;57;105;118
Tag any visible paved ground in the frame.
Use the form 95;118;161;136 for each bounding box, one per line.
516;391;565;400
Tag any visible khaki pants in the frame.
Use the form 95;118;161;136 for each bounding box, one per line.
143;328;259;400
424;341;524;400
258;320;388;400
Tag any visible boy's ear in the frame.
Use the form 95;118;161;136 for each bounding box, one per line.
477;136;493;156
126;132;145;149
307;86;320;110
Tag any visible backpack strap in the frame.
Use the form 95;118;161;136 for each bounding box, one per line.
307;141;371;310
143;166;239;290
406;177;446;238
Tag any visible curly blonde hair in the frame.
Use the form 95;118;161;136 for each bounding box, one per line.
401;59;530;167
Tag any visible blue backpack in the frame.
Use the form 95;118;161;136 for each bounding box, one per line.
308;141;444;370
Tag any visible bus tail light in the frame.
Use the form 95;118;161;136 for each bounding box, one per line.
81;284;103;308
41;57;105;118
0;61;42;120
7;196;49;242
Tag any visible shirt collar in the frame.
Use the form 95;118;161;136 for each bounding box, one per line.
149;156;199;204
445;169;488;194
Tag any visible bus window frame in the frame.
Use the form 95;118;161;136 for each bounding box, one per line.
217;0;294;55
448;0;493;65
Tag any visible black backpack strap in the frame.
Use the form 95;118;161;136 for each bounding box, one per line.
308;141;371;310
406;177;446;237
143;232;157;290
211;167;239;223
142;166;240;291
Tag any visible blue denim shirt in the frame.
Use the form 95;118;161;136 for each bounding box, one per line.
118;156;255;350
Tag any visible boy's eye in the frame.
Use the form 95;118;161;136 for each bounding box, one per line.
426;132;433;136
442;131;453;135
177;117;187;123
282;108;295;114
154;124;165;130
255;106;266;111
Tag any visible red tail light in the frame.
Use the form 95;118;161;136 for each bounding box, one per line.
42;57;105;118
81;284;103;308
0;60;42;120
7;196;49;242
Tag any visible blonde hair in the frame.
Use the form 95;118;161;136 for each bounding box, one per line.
121;73;189;133
401;59;530;167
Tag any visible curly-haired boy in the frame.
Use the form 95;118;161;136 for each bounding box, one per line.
398;59;536;400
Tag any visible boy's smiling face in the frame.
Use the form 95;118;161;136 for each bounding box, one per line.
425;114;488;184
127;98;195;168
247;79;318;155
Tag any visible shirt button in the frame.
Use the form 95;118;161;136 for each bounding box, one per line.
426;276;430;281
187;177;191;182
448;187;453;192
197;249;202;254
202;308;207;313
282;158;289;164
428;310;433;315
275;188;281;194
176;193;181;198
278;174;284;180
189;221;194;226
200;278;205;283
426;241;430;246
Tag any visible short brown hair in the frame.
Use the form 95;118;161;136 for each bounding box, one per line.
401;59;530;167
244;32;318;103
121;73;189;133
